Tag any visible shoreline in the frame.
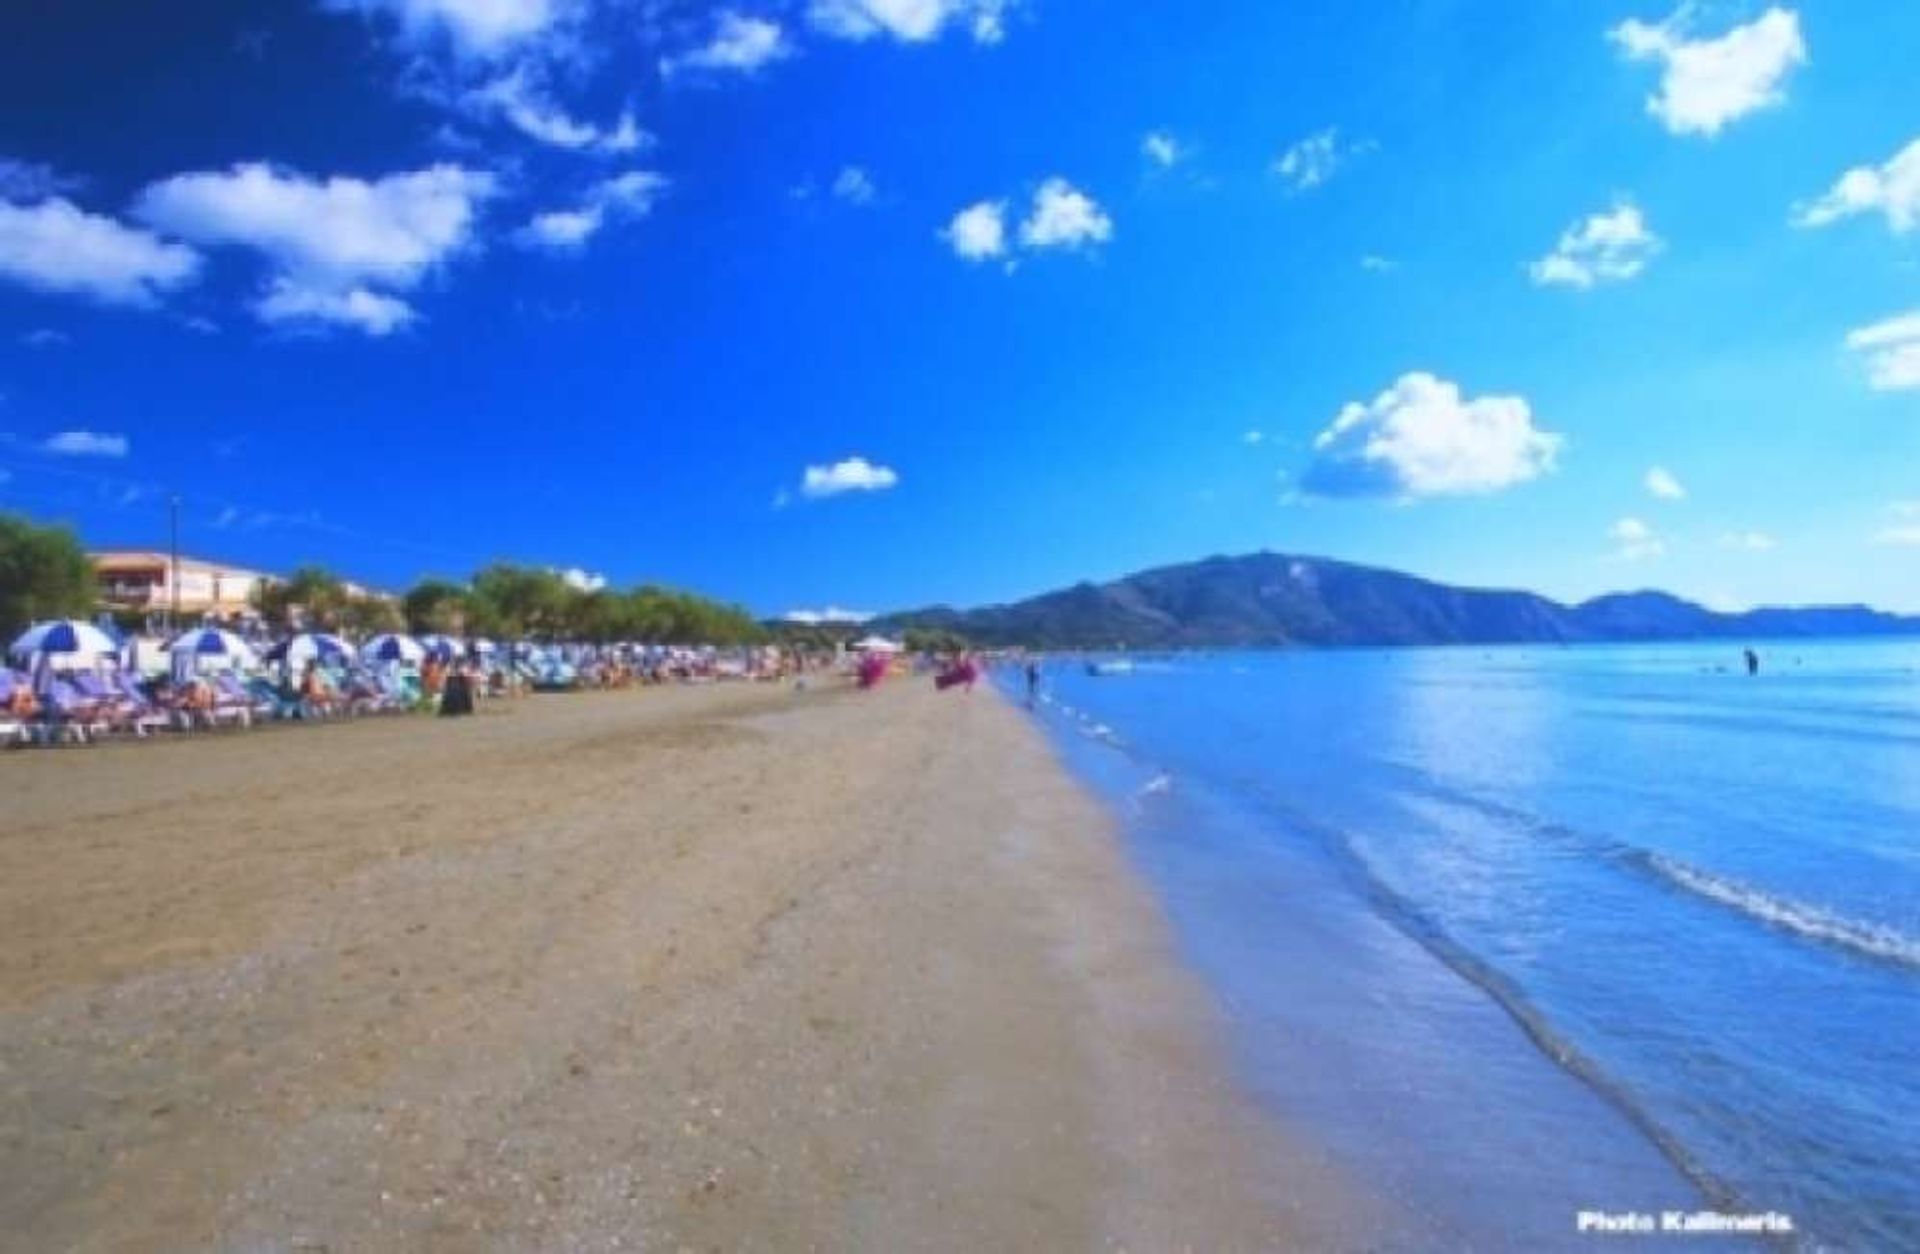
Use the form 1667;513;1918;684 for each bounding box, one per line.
0;678;1361;1249
1022;659;1790;1251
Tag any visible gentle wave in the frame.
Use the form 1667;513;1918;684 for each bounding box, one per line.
1037;695;1129;750
1269;805;1749;1223
1643;854;1920;972
1376;758;1920;975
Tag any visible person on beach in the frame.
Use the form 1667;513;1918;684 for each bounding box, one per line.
1744;648;1760;676
1025;660;1041;707
440;661;475;717
298;661;332;718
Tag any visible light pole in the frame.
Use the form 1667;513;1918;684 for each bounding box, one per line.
168;493;181;635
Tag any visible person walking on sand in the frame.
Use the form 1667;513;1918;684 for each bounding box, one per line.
1744;648;1760;677
1025;659;1042;707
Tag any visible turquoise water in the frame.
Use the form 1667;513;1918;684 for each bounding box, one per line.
1017;641;1919;1252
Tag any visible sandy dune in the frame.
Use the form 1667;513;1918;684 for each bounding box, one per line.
0;680;1357;1251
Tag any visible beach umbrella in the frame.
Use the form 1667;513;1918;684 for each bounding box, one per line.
168;626;259;672
361;632;426;664
8;619;118;665
420;633;462;662
264;632;353;669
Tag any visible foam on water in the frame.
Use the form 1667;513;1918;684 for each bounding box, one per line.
1643;852;1920;972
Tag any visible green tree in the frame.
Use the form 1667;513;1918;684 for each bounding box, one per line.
0;513;96;637
903;627;969;654
401;578;469;635
340;593;403;636
253;564;349;632
468;564;571;640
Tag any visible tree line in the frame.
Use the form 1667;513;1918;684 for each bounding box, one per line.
261;564;766;644
0;512;766;645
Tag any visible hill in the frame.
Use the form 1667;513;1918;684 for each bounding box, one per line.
873;552;1920;649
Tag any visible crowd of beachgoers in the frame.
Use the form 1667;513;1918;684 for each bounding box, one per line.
0;617;855;748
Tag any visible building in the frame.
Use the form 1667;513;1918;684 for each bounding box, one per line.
91;551;271;620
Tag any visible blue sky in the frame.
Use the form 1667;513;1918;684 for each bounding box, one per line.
1;0;1915;617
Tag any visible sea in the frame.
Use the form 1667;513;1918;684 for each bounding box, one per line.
1011;641;1918;1252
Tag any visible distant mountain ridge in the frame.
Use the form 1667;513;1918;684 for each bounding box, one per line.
874;552;1920;649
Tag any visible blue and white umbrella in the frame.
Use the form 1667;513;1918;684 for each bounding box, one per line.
169;627;259;672
361;632;425;664
419;633;463;662
8;619;119;664
265;632;353;669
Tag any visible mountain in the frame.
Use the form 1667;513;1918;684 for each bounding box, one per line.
873;552;1920;649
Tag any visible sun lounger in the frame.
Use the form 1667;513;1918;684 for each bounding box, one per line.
205;673;258;729
100;672;174;737
339;670;394;715
33;680;107;745
0;672;31;747
245;676;304;721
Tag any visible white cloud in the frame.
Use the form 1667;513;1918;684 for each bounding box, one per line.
136;162;493;287
663;11;790;76
43;430;130;458
1242;429;1265;445
1844;310;1920;391
1359;254;1396;273
1142;130;1184;169
0;157;80;202
518;206;602;249
556;566;606;592
21;328;69;348
1795;137;1920;234
1644;465;1686;499
1018;178;1112;251
783;606;873;624
135;162;494;333
942;199;1006;261
1611;516;1665;561
1878;504;1920;547
596;170;669;210
1303;371;1562;499
0;197;201;307
321;0;566;57
1718;530;1776;551
1609;6;1805;137
944;180;1112;262
808;0;1008;44
256;280;418;335
515;170;667;252
1273;127;1362;192
801;456;899;499
1531;202;1660;288
467;67;647;153
832;166;876;205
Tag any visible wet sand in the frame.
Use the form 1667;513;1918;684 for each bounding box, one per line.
0;679;1361;1251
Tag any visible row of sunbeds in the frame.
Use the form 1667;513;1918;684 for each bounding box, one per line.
0;666;432;747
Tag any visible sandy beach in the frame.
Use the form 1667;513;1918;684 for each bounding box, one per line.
0;679;1359;1251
